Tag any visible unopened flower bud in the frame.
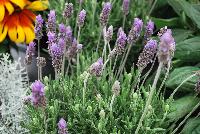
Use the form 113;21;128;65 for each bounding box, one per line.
132;93;138;99
165;104;170;112
99;109;105;118
112;80;120;96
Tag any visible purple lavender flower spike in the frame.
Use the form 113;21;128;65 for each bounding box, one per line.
105;25;113;42
25;42;36;65
123;0;130;16
127;18;143;45
158;29;175;64
100;2;112;27
47;32;56;45
58;38;65;50
66;26;73;45
78;9;86;27
89;58;104;77
137;39;157;71
31;80;46;107
116;30;127;54
46;10;56;33
144;20;154;44
34;14;44;40
63;3;73;18
50;43;63;72
58;118;68;134
66;38;82;58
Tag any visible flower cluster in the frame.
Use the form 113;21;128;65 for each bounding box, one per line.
63;3;73;19
158;28;175;64
89;58;104;77
144;20;154;44
25;42;36;65
58;118;68;134
105;25;113;43
127;18;143;45
46;10;56;33
35;15;44;40
137;39;157;71
78;9;86;27
66;38;83;59
123;0;130;15
100;2;112;27
30;80;46;107
0;0;48;44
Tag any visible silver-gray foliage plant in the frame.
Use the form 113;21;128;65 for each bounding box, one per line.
0;53;29;134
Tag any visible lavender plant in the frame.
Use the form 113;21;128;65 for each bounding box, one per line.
22;1;200;134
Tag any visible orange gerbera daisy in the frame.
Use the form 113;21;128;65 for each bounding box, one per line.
0;0;26;21
0;0;48;44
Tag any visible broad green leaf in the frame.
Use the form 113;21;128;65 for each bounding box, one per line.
166;66;199;91
167;96;200;122
151;17;179;29
173;29;193;43
168;0;200;29
175;37;200;62
182;118;200;134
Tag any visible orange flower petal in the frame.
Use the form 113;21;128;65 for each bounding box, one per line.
0;24;8;42
16;25;25;43
23;26;35;44
8;26;17;42
0;4;5;21
5;2;14;15
10;0;26;9
27;0;49;11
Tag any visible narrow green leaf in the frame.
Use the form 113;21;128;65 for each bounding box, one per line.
182;118;200;134
175;37;200;62
167;96;200;122
168;0;200;29
166;66;199;92
151;17;179;29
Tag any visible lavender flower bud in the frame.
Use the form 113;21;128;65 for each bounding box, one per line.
158;29;175;64
31;80;46;107
89;58;103;77
66;26;73;45
100;2;112;27
47;32;57;44
144;20;154;44
127;18;143;45
116;30;127;54
58;23;67;38
66;38;80;59
123;0;130;16
46;10;56;33
58;118;68;134
137;39;157;71
50;43;63;72
63;3;73;18
78;9;86;27
34;14;44;40
112;80;120;96
105;25;113;42
25;42;36;65
36;57;46;68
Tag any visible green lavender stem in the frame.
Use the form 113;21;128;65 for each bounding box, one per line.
96;28;103;53
169;73;196;100
74;2;82;36
135;62;163;134
157;61;171;95
37;39;41;80
122;15;126;29
77;26;81;76
117;45;132;79
83;73;90;106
